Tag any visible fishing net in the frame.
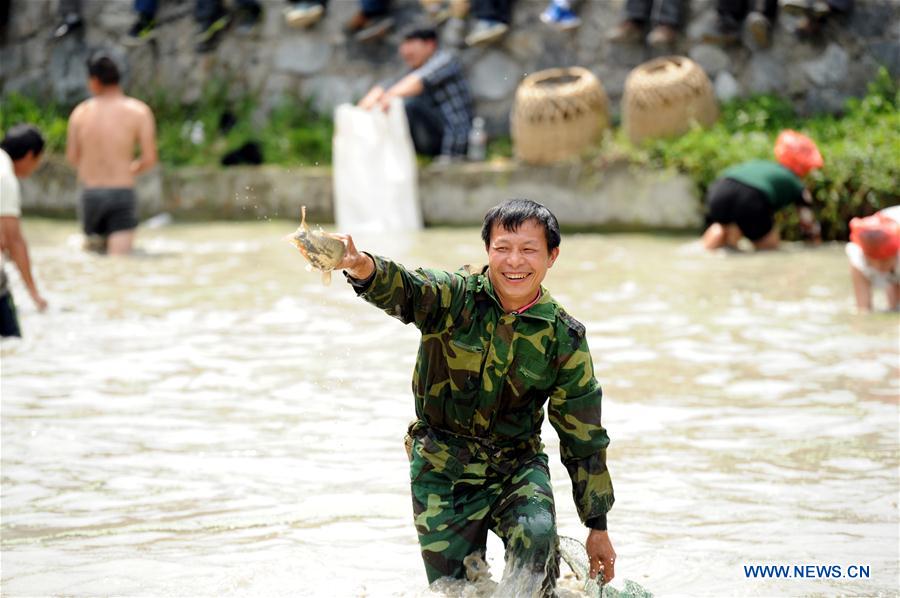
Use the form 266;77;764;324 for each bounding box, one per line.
423;536;655;596
558;535;655;598
622;56;718;144
511;67;609;165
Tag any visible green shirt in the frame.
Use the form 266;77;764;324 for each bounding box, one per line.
721;160;805;210
349;254;615;524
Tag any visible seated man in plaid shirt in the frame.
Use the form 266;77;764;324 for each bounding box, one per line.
359;24;474;159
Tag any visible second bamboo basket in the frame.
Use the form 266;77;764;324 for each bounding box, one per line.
511;67;609;164
622;56;718;144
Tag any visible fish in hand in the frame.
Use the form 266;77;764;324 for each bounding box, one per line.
285;206;347;285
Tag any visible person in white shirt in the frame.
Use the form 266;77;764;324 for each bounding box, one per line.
846;206;900;313
0;124;47;337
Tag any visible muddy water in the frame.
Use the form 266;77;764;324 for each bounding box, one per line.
2;220;897;597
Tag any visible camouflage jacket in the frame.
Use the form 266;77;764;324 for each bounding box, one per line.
347;254;614;524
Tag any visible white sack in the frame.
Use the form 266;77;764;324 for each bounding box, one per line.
333;99;422;233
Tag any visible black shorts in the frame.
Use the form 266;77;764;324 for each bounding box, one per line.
80;188;139;237
705;177;774;242
0;292;21;338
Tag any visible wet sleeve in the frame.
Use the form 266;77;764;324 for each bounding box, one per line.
547;332;615;525
345;253;464;332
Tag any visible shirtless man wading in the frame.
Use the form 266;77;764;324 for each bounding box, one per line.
67;54;157;255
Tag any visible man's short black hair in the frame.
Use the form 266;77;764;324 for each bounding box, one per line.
87;53;121;85
1;124;45;161
481;199;561;251
401;23;438;42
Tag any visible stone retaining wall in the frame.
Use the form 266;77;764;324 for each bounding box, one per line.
21;158;703;230
2;0;898;135
7;0;895;231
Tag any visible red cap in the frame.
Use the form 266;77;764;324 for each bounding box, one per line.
849;213;900;260
774;130;824;177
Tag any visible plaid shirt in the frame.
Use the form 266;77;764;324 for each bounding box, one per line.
411;50;474;157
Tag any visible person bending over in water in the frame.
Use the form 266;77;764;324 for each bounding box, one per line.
329;199;616;594
702;130;822;251
846;207;900;313
66;53;157;255
0;124;48;337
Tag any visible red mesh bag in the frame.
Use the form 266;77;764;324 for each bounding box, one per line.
849;213;900;260
774;130;824;177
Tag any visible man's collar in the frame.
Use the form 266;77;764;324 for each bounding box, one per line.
472;267;556;322
516;290;557;321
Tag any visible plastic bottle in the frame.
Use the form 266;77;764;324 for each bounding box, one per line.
467;116;487;162
190;121;205;145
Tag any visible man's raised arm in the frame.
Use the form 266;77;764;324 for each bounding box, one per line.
329;233;463;332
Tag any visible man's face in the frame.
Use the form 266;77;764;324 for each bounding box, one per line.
14;151;42;179
399;39;435;69
87;76;103;96
486;219;559;311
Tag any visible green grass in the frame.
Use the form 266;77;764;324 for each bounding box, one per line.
0;79;333;168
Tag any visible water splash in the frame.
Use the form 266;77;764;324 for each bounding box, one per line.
420;538;653;598
423;553;497;597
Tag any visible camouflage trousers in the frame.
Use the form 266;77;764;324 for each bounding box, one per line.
409;436;561;595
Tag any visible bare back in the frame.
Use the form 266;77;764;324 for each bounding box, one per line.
67;92;157;189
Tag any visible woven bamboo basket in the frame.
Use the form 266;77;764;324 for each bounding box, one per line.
511;67;609;165
622;56;718;144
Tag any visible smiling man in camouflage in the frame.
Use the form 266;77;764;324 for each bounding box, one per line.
334;199;615;593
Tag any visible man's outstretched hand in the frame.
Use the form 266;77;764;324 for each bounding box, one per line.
329;233;375;280
587;529;616;585
29;289;48;312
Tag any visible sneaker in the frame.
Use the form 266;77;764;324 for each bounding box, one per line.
465;19;508;47
52;13;83;39
122;13;156;46
745;11;771;48
285;2;324;28
780;0;811;16
646;23;677;47
811;0;832;16
344;11;393;42
233;3;261;35
700;17;740;45
428;8;452;25
540;2;582;31
606;19;643;43
421;0;451;25
195;13;231;53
